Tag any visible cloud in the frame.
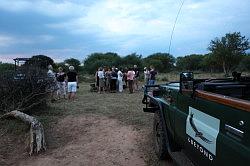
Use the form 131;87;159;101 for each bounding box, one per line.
47;0;176;37
0;0;88;17
0;0;249;58
0;34;33;47
186;3;201;10
0;34;56;48
39;35;54;42
46;0;181;53
0;35;15;47
45;0;250;56
0;0;30;12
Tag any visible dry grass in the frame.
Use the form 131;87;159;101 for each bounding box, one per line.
156;72;227;82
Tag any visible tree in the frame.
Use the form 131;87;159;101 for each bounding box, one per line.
238;54;250;72
176;57;186;71
83;52;122;74
64;58;81;72
121;53;142;69
176;54;203;71
26;55;54;69
0;62;15;72
143;53;175;72
208;32;249;75
200;54;221;72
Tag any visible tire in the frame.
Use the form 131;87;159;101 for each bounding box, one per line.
153;110;171;160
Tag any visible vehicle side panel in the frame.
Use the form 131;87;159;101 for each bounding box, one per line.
195;97;250;166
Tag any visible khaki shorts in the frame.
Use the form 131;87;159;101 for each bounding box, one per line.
99;78;104;87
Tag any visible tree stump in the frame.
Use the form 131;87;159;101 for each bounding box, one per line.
1;110;46;155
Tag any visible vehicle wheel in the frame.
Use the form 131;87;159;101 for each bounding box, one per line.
153;110;171;160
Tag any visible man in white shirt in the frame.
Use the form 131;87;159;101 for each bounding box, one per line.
117;68;123;92
97;67;105;93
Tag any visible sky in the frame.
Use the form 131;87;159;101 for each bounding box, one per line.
0;0;250;63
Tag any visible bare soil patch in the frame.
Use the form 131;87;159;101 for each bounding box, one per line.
18;114;145;166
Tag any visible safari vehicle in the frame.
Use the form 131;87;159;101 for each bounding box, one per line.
13;58;30;80
142;72;250;166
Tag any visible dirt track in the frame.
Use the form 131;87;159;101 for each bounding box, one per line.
18;114;146;166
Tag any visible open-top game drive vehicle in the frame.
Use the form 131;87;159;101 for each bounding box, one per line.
142;72;250;166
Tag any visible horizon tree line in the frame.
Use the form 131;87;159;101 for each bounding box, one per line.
1;32;249;75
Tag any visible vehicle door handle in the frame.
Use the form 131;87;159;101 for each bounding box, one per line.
225;124;244;138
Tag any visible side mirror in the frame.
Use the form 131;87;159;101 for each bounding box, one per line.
180;72;194;93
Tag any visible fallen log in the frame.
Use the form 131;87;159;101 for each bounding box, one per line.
1;110;46;155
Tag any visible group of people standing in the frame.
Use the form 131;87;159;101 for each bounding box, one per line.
96;66;128;93
47;65;78;101
95;65;157;94
143;66;157;85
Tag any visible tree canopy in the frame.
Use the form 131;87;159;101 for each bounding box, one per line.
208;32;249;75
238;54;250;72
83;52;122;74
176;54;203;71
64;58;81;72
143;53;175;72
0;62;15;72
83;52;175;74
120;53;142;69
26;55;55;69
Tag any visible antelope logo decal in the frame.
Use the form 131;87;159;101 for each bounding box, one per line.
186;107;220;156
189;113;213;144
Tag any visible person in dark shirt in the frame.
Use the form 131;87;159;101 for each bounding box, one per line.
66;66;78;100
56;67;66;99
133;65;139;90
110;68;118;93
149;66;157;85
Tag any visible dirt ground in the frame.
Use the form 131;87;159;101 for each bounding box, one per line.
18;115;147;166
0;83;173;166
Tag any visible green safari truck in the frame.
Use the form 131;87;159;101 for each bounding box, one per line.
142;72;250;166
